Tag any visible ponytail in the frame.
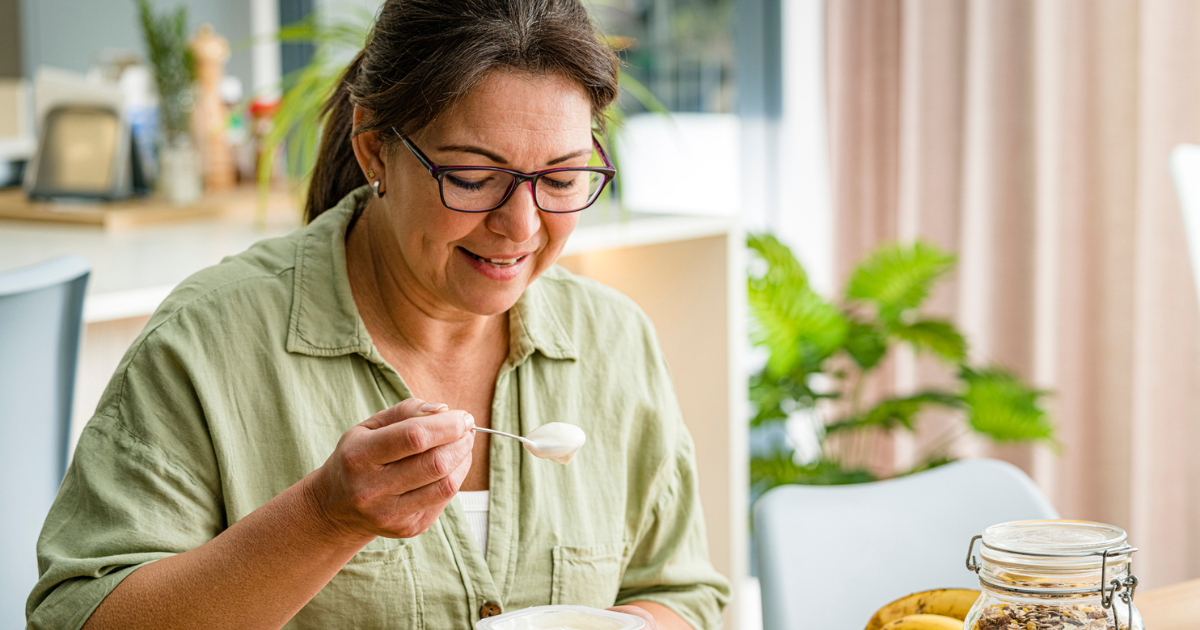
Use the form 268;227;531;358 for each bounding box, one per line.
304;51;368;223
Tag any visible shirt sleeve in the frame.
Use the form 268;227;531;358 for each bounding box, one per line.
615;421;733;629
26;328;224;630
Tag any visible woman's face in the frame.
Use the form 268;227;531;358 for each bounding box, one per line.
368;71;594;318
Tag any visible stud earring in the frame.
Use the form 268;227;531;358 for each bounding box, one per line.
373;180;385;198
366;169;375;179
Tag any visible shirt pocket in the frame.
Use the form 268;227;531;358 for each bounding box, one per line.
288;539;424;630
550;542;628;609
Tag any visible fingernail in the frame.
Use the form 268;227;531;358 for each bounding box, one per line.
464;413;474;429
421;403;448;413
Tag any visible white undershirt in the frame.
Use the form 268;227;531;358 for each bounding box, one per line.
458;490;490;554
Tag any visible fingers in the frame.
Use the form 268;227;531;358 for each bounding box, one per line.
607;606;658;630
357;409;474;465
366;442;473;539
360;398;448;430
391;443;474;517
377;429;474;495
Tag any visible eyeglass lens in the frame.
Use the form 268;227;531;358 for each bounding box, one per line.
442;170;606;212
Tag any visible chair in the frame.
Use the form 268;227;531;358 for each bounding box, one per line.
0;254;90;626
753;458;1058;630
1168;145;1200;306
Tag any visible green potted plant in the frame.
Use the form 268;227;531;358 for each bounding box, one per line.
136;0;199;204
747;234;1056;499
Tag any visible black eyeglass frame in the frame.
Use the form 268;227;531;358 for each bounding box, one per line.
395;128;617;214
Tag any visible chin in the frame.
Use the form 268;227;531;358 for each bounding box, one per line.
456;285;527;316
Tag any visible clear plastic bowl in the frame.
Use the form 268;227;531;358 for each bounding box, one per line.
474;605;647;630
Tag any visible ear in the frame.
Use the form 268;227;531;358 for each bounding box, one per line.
350;106;387;184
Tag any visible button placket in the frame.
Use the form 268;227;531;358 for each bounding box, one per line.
479;601;503;618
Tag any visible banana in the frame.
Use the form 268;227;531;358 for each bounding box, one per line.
865;589;981;630
878;614;964;630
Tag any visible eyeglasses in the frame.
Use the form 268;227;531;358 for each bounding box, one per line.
395;128;617;213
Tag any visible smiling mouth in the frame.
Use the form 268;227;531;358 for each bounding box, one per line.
460;247;529;268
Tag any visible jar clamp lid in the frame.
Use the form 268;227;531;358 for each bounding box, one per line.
965;520;1139;623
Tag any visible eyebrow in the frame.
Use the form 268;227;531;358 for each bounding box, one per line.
435;145;592;167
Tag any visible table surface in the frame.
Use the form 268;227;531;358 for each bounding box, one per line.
1138;577;1200;630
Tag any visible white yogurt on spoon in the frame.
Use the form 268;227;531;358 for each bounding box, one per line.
520;422;587;464
472;422;587;464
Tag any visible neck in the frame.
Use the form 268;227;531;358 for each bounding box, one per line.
346;200;508;361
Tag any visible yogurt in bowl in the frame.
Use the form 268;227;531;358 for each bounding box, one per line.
475;605;646;630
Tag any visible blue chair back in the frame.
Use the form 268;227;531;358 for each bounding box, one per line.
0;254;89;626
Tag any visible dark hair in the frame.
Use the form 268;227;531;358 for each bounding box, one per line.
305;0;621;222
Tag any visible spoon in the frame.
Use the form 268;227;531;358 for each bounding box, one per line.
472;422;587;465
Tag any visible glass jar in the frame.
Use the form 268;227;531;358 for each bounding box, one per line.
963;520;1143;630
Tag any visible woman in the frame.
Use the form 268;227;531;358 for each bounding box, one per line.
27;1;730;628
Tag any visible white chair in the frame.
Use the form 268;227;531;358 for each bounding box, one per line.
753;458;1058;630
1169;145;1200;306
0;254;89;626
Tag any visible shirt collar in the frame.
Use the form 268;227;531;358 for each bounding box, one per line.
286;185;578;363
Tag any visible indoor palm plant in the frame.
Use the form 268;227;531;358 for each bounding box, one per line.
747;234;1056;500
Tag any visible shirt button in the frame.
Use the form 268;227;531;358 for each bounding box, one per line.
480;601;503;618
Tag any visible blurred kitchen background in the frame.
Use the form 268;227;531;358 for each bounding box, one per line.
3;1;1200;629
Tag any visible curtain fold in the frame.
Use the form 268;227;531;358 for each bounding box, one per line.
825;0;1200;587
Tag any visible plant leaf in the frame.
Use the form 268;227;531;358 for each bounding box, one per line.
845;241;955;323
961;367;1056;444
889;318;967;362
255;10;374;213
750;451;875;501
844;320;888;370
747;233;847;378
825;391;962;434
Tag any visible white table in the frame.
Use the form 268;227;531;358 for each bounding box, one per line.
0;198;749;629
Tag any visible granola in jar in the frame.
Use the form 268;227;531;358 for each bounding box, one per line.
973;603;1125;630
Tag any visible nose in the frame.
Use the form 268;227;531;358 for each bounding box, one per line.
486;181;541;244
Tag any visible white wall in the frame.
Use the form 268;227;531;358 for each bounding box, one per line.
777;0;833;295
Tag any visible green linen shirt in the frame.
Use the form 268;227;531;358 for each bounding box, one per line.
27;186;731;630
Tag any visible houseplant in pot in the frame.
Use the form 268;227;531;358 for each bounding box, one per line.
747;234;1057;500
137;0;199;204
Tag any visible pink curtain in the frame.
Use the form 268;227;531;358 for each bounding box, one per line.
826;0;1200;588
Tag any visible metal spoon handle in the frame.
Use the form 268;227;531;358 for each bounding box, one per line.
471;426;534;447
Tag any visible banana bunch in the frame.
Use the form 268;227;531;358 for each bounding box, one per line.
864;589;980;630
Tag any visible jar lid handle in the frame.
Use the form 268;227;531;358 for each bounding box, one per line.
965;534;983;573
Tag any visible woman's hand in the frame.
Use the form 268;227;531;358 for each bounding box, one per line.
309;398;475;542
609;602;695;630
608;606;658;630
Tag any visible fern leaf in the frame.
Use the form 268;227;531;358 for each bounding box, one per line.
825;391;961;434
845;241;955;322
748;233;846;377
748;233;809;291
961;367;1056;444
844;320;888;370
890;318;967;362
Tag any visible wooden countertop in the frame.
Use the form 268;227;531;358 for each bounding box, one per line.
1138;577;1200;630
0;185;284;229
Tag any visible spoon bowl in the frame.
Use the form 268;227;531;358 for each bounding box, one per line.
471;423;586;464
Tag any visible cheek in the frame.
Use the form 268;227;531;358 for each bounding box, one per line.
542;213;579;250
389;194;483;264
